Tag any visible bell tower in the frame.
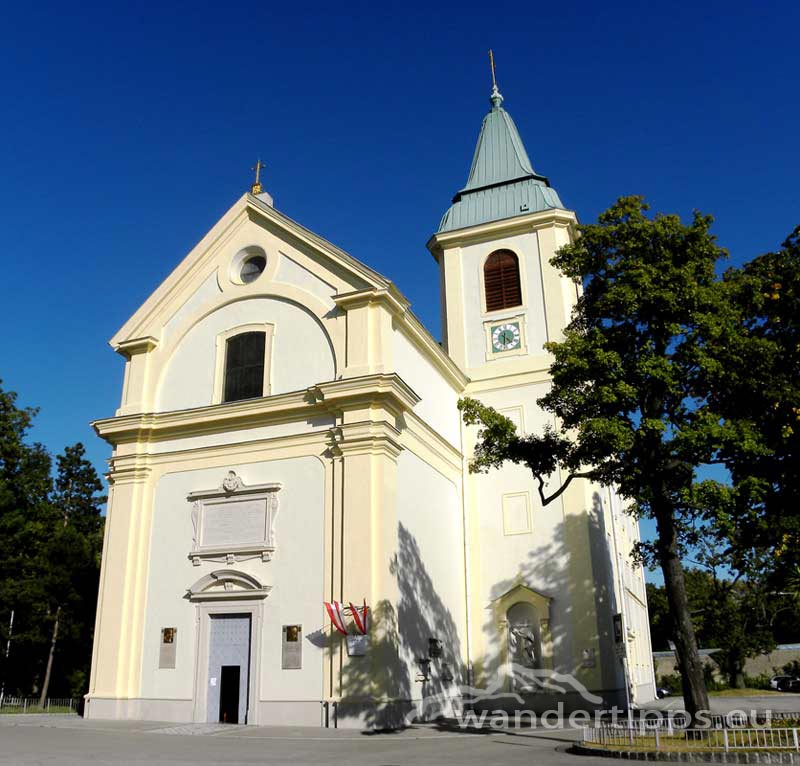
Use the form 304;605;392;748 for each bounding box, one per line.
427;81;579;382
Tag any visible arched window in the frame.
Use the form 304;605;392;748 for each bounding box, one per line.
223;331;266;403
484;250;522;312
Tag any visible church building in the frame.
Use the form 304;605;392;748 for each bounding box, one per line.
85;78;655;728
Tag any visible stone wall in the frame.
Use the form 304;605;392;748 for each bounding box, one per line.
653;645;800;682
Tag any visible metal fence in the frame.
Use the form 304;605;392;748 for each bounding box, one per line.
583;724;800;752
0;696;78;714
601;712;800;731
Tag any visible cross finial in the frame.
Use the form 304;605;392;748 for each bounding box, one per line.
488;49;503;108
251;159;266;194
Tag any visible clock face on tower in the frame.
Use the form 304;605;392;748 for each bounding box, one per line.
491;322;521;352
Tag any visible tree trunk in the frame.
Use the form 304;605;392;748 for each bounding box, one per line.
654;503;709;720
38;606;60;707
728;657;745;689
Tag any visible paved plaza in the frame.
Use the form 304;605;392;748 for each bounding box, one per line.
0;716;580;766
2;696;800;766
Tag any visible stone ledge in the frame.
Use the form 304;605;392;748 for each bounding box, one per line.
570;744;800;763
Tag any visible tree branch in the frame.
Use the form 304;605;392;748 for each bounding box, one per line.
536;471;594;506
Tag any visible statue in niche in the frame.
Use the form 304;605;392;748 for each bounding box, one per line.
506;602;541;692
509;625;538;668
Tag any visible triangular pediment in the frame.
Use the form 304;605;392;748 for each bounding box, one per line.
489;582;552;608
111;193;393;351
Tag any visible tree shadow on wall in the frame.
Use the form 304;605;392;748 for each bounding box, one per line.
476;492;625;714
339;523;462;731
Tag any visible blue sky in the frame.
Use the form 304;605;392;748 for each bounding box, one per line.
1;1;797;577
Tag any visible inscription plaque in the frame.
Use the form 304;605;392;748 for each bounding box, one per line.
187;472;281;565
158;627;177;669
346;634;369;657
282;624;302;669
202;497;266;548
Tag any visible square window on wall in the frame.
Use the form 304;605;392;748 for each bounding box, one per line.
502;492;532;536
498;406;525;435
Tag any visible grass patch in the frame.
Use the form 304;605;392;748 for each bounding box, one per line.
0;705;75;715
709;688;787;697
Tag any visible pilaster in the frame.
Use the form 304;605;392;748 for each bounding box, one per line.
87;455;153;701
535;220;579;346
333;289;408;378
115;337;158;416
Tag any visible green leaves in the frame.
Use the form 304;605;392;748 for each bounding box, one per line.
708;226;800;580
0;381;105;698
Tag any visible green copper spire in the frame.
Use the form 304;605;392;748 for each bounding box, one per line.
438;83;564;233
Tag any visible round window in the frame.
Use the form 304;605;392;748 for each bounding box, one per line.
240;255;266;283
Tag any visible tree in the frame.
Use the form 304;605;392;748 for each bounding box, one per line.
38;444;105;702
0;381;54;697
459;197;734;717
706;227;800;583
648;568;792;688
0;380;105;700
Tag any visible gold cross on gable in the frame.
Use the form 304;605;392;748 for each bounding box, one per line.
251;159;266;194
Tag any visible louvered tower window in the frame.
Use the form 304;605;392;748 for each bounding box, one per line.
223;331;266;403
484;250;522;311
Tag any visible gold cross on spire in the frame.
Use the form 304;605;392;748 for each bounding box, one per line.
251;159;266;194
488;49;503;107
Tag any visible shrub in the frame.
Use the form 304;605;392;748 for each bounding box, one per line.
782;660;800;677
743;673;773;690
703;664;728;692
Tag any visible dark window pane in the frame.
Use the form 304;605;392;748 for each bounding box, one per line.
240;255;266;284
223;332;266;402
484;250;522;311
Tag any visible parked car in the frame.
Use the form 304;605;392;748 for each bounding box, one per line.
656;687;672;699
770;675;792;690
773;676;800;692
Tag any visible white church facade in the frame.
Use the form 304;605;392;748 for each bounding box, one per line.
85;82;655;728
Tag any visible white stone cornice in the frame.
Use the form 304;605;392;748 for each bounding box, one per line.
245;194;391;291
327;420;404;459
308;373;420;416
111;199;251;348
333;287;409;316
92;374;420;448
113;336;159;357
427;208;579;256
106;462;151;486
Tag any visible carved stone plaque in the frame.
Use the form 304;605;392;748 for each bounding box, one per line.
203;497;266;548
282;624;302;669
187;472;281;565
346;634;369;657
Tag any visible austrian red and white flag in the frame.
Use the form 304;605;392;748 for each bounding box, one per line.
324;601;348;635
349;600;369;635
